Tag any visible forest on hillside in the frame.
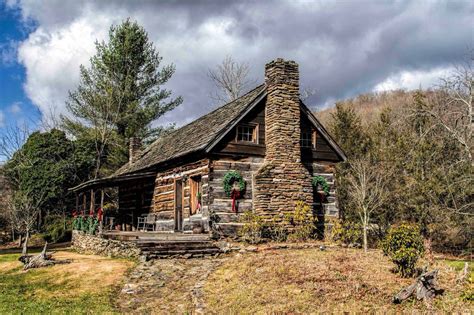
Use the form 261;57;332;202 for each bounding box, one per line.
317;64;473;253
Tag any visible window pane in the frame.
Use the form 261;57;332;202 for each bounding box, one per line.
237;125;257;143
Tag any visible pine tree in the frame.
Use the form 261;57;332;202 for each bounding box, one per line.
62;19;182;177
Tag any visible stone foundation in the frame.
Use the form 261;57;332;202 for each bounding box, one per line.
71;230;141;258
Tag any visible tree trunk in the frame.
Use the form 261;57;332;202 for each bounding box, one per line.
22;230;29;256
393;269;444;304
363;211;368;253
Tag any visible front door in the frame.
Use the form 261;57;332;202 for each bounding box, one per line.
174;179;183;231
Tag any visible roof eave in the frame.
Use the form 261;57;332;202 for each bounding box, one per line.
300;100;348;162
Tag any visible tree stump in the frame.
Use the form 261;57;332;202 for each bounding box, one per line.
393;269;444;304
18;242;72;270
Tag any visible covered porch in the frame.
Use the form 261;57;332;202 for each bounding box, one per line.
71;172;157;233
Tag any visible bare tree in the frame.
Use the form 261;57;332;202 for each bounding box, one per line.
415;55;473;162
300;86;317;101
208;55;255;105
6;190;44;253
346;159;389;252
0;123;31;163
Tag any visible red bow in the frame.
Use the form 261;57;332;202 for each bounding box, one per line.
97;207;103;222
230;189;241;213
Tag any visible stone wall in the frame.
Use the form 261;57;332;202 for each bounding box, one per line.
253;59;313;222
71;230;141;258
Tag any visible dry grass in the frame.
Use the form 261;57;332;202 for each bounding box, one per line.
204;248;473;313
0;250;135;313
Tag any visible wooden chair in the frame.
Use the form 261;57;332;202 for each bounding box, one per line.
105;217;115;231
142;214;156;232
137;214;147;231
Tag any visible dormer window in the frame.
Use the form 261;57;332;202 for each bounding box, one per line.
236;124;258;144
301;130;316;149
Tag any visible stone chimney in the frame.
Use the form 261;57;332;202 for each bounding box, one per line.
264;58;302;162
253;58;313;221
129;137;142;164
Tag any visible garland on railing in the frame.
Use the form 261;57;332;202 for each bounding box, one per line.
312;175;330;195
72;212;100;235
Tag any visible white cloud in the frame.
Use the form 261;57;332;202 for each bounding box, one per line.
9;101;22;114
17;16;112;120
8;0;473;127
373;67;452;92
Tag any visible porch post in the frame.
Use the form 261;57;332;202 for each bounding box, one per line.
90;189;95;215
82;193;87;215
75;193;78;213
99;189;104;233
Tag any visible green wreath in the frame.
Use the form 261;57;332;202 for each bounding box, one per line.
312;175;330;195
223;170;246;197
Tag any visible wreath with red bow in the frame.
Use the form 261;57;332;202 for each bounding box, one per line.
223;171;246;213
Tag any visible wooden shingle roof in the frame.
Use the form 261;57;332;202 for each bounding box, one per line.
113;84;266;177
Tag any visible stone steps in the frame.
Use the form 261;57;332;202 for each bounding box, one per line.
135;238;222;259
143;247;221;259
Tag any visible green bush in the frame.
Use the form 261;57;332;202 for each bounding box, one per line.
42;215;72;243
285;201;315;242
382;223;425;277
239;210;265;244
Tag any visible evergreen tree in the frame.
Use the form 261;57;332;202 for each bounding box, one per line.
62;19;182;177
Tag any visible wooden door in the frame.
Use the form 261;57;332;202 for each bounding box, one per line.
174;179;183;231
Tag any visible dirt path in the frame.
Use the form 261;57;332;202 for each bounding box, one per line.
117;256;226;314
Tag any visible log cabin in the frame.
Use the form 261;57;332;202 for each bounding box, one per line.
71;58;346;238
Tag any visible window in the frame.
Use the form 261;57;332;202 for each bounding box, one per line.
301;130;316;149
236;124;258;143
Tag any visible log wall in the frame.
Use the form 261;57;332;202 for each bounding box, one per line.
208;156;264;224
153;159;211;229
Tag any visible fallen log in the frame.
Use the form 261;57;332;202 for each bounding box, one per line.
18;242;72;270
393;269;444;304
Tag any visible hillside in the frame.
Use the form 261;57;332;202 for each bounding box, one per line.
314;89;438;128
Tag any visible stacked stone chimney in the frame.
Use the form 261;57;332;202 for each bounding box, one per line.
253;58;313;221
129;137;142;164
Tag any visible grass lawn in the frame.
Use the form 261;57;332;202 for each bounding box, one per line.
204;247;473;313
0;251;135;314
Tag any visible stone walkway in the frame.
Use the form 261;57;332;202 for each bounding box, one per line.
117;256;226;314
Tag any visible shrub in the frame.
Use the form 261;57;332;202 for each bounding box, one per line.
239;210;264;244
382;223;425;277
263;218;288;242
42;215;72;243
285;201;314;242
331;220;362;245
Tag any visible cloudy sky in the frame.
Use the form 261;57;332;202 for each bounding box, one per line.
0;0;472;132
